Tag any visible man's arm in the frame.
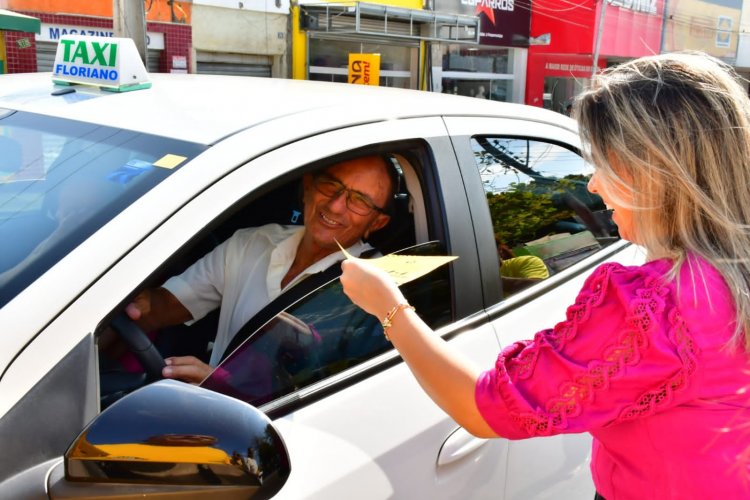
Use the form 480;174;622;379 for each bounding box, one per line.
124;287;217;384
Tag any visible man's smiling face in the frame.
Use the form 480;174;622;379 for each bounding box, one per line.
302;156;392;252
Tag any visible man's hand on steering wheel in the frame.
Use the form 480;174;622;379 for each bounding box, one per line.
163;356;213;384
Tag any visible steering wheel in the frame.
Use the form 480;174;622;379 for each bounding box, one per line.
558;192;610;238
110;312;166;381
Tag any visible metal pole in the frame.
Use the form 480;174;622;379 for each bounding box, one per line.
659;0;669;54
592;0;608;80
113;0;148;67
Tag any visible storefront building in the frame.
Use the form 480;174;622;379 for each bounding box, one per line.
526;0;664;111
430;0;530;102
663;0;741;73
2;0;191;74
293;0;480;91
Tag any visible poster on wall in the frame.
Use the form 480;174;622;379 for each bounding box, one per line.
716;16;732;48
433;0;530;46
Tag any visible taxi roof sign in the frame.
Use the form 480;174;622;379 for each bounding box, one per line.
52;35;151;92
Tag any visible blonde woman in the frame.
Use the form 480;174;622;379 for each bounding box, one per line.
341;52;750;499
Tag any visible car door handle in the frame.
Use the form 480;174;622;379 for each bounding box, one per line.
437;427;491;467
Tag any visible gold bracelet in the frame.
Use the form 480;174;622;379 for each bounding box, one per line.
381;302;415;341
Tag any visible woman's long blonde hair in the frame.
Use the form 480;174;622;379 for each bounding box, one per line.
574;52;750;350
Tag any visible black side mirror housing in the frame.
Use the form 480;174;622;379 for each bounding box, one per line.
52;379;289;499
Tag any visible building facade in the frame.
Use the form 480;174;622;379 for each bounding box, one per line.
429;0;530;102
1;0;290;78
663;0;743;86
2;0;192;74
526;0;664;112
292;0;456;91
2;0;746;101
191;0;288;78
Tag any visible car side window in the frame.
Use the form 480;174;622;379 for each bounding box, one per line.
201;242;452;407
471;137;619;296
100;142;454;409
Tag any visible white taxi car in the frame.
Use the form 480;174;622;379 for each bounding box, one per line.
0;36;641;499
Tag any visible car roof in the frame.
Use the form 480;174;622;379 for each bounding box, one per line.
0;72;577;145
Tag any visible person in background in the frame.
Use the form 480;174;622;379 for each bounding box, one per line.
496;237;549;295
340;52;750;499
125;155;396;383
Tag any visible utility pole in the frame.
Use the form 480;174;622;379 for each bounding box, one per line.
592;0;608;79
659;0;670;55
113;0;148;67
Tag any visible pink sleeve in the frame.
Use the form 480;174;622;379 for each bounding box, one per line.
475;262;700;439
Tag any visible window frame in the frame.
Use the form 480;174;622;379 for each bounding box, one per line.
445;116;629;312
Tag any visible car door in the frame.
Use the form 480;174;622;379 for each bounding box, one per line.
0;115;508;499
445;115;645;499
205;120;509;499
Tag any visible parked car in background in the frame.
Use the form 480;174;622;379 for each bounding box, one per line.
0;36;642;499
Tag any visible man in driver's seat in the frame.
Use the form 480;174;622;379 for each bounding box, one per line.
125;155;397;383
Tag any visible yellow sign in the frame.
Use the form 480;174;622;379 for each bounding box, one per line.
338;241;457;285
348;53;380;86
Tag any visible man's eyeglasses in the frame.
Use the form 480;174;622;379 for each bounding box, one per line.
313;174;387;216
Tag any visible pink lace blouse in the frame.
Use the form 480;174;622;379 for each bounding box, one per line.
476;257;750;499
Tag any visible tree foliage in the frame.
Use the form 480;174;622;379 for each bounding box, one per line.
487;181;575;248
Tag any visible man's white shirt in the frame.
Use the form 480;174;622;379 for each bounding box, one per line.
163;224;373;366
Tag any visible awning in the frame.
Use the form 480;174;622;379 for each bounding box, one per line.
0;9;41;34
300;2;479;44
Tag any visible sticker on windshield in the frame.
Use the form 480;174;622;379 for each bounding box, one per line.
107;159;154;184
153;154;187;169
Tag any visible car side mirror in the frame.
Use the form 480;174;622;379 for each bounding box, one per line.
50;379;289;499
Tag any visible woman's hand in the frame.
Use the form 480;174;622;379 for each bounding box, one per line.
341;258;406;319
341;257;496;438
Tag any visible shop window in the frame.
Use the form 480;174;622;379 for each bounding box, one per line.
543;77;586;115
440;45;514;102
442;46;508;73
308;38;417;89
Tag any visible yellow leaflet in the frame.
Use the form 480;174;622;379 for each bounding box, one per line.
337;241;458;286
153;154;187;169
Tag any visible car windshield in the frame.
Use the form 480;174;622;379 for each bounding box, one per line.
0;109;206;307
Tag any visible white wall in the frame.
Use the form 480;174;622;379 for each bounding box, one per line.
736;1;750;68
191;3;289;76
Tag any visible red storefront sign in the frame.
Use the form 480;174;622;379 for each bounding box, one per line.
599;0;664;57
526;0;664;106
529;0;663;55
529;0;597;54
